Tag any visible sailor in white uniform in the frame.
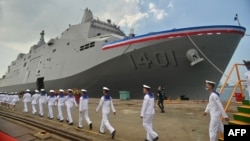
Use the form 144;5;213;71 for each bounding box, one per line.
96;87;116;139
0;92;2;106
244;68;250;98
12;92;19;110
47;90;56;119
7;92;13;109
141;85;159;141
31;90;40;114
38;89;47;117
65;89;78;125
203;80;229;141
1;93;7;107
57;89;66;122
23;89;32;112
78;89;92;129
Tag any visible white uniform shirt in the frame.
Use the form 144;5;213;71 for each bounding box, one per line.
65;95;77;107
23;93;31;102
79;95;89;111
205;92;228;118
57;94;66;106
39;92;47;103
7;95;13;102
141;93;155;116
96;95;116;114
12;95;19;102
47;95;56;106
2;94;6;102
31;94;39;104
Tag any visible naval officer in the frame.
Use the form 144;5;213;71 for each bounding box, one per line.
157;85;165;113
78;89;92;129
56;89;66;122
245;70;250;97
141;85;159;141
31;90;40;114
12;92;19;110
23;89;32;112
96;87;116;139
39;89;47;117
7;92;13;109
47;90;56;119
65;89;78;125
203;80;229;141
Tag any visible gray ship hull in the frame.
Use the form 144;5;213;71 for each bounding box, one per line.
0;32;242;99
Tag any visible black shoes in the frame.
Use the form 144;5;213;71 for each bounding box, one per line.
78;126;83;129
111;130;116;139
69;122;73;125
153;136;159;141
89;123;92;130
59;120;63;122
99;130;105;134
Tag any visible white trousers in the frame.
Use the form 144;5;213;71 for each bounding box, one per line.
12;101;17;106
32;104;37;114
23;102;28;112
79;109;92;128
66;106;73;123
209;116;224;141
57;105;64;120
100;113;114;134
39;102;44;116
143;114;158;141
48;105;54;118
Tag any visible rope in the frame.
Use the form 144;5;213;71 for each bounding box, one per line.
186;34;237;84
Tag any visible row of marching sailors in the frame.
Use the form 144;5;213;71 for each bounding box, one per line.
0;92;20;110
22;87;116;139
22;88;91;128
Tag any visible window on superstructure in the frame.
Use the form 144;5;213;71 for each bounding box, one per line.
23;62;27;67
90;42;95;48
52;49;56;53
79;42;95;51
84;44;89;49
67;42;70;46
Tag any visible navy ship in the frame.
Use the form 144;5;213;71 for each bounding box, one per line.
0;8;246;99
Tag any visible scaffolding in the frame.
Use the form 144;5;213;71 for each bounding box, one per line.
219;63;246;111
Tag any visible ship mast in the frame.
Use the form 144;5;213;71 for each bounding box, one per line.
37;30;46;46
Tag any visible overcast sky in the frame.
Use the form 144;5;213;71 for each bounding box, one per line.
0;0;249;83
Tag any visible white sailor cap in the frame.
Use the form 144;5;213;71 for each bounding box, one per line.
26;89;30;92
41;89;45;91
49;90;54;93
59;89;64;92
81;89;87;92
103;87;110;91
143;84;151;89
35;90;39;93
68;89;73;92
205;80;216;84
